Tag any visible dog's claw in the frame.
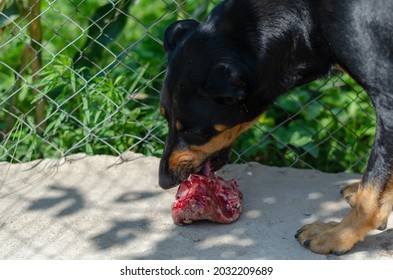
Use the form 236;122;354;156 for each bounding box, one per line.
295;228;305;239
378;223;387;231
331;250;348;256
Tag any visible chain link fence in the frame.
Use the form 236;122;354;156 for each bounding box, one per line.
0;0;376;173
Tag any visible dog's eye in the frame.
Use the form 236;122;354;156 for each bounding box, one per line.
213;96;244;106
182;129;207;145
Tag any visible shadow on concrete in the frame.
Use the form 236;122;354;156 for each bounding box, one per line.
28;185;85;217
91;219;151;250
115;191;158;203
2;155;391;260
339;228;393;259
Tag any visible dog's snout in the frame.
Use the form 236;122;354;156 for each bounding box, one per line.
159;157;177;189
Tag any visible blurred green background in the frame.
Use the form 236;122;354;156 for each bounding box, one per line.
0;0;375;173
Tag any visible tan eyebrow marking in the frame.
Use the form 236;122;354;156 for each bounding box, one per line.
160;106;166;116
214;124;227;132
175;120;183;130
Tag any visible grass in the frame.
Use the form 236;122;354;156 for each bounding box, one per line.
0;0;375;173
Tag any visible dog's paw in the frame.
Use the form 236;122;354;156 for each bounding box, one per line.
339;182;388;231
295;221;356;255
340;181;360;208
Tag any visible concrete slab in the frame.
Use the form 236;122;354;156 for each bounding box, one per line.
0;152;392;259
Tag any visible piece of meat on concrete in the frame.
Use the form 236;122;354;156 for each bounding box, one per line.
171;168;243;225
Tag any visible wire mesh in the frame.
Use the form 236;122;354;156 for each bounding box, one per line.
0;0;375;173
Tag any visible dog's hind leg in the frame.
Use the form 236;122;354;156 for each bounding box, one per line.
340;181;393;231
340;180;360;208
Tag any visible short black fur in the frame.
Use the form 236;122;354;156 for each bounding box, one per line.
159;0;393;255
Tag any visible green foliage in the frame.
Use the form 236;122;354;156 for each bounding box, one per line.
0;1;21;27
1;55;167;161
73;0;135;71
233;74;375;173
0;0;375;174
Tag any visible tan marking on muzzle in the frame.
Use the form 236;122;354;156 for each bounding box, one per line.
168;118;258;171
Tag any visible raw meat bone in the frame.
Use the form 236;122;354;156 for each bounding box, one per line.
171;164;243;225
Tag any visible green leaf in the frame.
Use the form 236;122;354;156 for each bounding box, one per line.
277;97;300;113
85;143;93;155
44;113;66;136
82;95;90;124
303;143;319;158
0;1;20;27
289;130;313;147
73;0;135;70
272;126;291;145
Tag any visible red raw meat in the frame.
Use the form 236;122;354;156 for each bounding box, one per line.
171;163;243;225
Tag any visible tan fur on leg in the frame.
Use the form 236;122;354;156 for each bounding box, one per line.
296;186;381;255
341;180;360;208
375;183;393;230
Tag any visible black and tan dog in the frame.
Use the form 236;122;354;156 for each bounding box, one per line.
158;0;393;255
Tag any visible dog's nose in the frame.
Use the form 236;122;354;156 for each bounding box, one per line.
159;159;176;189
159;172;176;189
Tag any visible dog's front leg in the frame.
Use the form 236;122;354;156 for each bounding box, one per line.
296;95;393;255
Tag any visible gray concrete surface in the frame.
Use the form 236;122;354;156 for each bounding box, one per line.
0;152;392;260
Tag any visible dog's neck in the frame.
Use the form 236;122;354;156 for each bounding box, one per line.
206;0;335;100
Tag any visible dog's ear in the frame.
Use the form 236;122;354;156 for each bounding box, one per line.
163;19;200;54
200;63;247;105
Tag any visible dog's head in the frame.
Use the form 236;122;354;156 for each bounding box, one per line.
158;1;334;189
158;19;262;189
